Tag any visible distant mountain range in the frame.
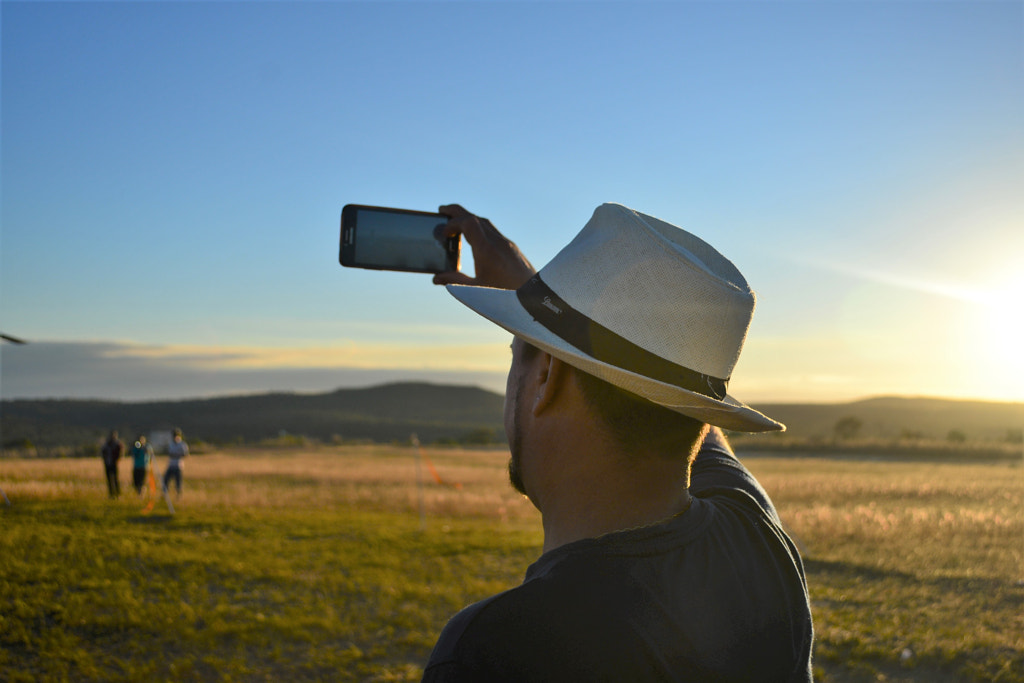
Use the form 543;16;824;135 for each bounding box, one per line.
748;396;1023;443
2;383;1021;451
1;383;505;450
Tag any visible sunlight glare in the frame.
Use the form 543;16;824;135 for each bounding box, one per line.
968;271;1024;396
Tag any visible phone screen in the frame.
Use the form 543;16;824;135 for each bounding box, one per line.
340;205;457;273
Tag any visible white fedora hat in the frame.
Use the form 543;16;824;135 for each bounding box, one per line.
447;203;784;433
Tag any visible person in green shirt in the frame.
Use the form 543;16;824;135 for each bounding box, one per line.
130;435;154;495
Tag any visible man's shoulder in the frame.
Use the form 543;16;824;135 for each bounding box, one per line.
426;580;546;659
421;587;521;680
426;594;496;655
424;565;598;677
690;446;780;521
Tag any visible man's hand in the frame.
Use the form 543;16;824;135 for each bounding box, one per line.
433;204;536;291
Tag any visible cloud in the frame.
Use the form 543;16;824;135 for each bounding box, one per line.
98;340;511;371
790;253;1024;308
0;341;509;401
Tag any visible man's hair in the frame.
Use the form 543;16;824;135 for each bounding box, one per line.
520;342;708;474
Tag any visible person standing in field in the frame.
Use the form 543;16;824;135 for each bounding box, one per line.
163;428;188;497
420;204;813;681
100;430;124;499
130;435;154;495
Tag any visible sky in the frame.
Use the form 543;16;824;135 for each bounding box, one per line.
1;0;1022;405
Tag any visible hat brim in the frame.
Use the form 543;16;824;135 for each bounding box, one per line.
448;284;785;433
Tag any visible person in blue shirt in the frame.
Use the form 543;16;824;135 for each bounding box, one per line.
163;428;188;497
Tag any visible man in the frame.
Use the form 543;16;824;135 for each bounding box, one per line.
101;430;124;499
422;204;813;681
163;428;188;497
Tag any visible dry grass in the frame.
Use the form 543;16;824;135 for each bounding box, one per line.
0;445;538;521
745;456;1023;682
748;458;1023;580
2;446;1021;681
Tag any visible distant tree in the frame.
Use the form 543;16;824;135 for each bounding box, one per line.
1005;429;1023;445
834;416;863;441
946;429;967;444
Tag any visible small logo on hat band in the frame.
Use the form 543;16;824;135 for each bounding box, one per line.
541;296;562;314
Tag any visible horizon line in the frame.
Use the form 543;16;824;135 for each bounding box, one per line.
3;382;1021;408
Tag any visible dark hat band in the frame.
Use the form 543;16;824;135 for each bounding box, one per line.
515;275;729;401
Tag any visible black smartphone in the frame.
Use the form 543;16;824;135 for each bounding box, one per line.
339;204;459;274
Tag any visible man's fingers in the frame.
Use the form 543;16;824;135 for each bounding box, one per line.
439;204;490;242
434;204;481;286
438;204;469;218
432;271;477;287
438;204;470;235
434;203;534;290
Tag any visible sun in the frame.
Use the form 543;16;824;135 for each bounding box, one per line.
964;272;1024;399
848;264;1024;401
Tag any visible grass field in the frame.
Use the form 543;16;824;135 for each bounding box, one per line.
1;445;1021;682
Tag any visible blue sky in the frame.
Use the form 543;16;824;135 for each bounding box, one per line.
2;1;1022;403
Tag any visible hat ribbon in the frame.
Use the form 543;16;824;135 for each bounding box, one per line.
515;275;729;401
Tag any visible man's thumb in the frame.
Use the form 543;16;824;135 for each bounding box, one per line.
432;271;477;287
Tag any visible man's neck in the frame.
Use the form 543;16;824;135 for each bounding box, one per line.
534;440;693;554
541;491;692;554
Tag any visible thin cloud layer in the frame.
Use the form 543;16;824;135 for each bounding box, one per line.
0;341;508;401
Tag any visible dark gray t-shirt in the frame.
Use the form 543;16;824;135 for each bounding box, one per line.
421;434;814;682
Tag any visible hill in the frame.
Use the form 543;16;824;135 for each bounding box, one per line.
1;382;506;450
2;384;1021;454
749;396;1023;443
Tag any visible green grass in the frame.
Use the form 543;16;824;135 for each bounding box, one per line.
1;501;538;682
2;447;1021;682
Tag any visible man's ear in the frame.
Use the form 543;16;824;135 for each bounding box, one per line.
532;354;571;416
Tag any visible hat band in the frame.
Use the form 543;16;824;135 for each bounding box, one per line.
516;275;729;401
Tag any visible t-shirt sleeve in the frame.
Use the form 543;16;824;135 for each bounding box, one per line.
689;428;781;522
421;595;513;683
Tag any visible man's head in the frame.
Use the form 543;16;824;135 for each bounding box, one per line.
505;338;709;495
448;203;784;434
